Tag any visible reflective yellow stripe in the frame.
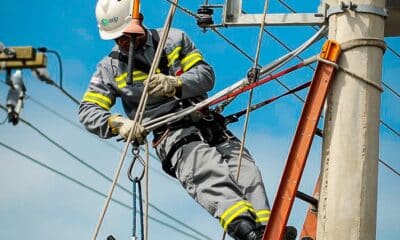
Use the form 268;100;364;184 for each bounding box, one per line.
167;46;182;67
220;201;255;230
82;91;112;110
181;52;203;72
115;70;162;89
255;209;271;223
224;206;249;230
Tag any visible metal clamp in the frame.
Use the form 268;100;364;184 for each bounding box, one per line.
327;1;388;18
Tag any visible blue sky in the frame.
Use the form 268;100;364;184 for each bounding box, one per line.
0;0;399;239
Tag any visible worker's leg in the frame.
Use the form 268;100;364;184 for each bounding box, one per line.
155;126;258;236
216;137;271;226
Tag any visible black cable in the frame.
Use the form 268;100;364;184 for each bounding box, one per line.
51;81;80;105
0;141;206;240
382;81;400;99
25;95;174;181
387;44;400;59
37;48;64;89
379;158;400;177
0;103;212;240
380;119;400;137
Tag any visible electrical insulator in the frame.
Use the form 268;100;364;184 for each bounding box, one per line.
6;70;26;125
197;6;214;27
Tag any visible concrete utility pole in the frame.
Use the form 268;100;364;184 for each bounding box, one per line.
318;0;386;239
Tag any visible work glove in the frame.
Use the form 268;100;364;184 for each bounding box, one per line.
145;73;182;97
108;115;147;145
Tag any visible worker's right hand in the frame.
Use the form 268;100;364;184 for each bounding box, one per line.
108;115;147;145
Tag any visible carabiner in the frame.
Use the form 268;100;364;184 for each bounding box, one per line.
128;146;145;182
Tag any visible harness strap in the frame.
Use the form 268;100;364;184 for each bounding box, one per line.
162;133;203;177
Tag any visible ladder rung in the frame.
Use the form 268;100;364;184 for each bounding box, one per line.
296;191;318;208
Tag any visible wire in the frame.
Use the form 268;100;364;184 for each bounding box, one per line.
0;141;207;240
387;44;400;58
26;95;170;180
382;81;400;99
0;103;212;240
380;120;400;137
379;158;400;177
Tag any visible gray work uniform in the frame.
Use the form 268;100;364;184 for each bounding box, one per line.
79;28;270;230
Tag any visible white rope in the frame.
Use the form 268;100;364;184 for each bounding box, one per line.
339;67;384;92
91;1;179;239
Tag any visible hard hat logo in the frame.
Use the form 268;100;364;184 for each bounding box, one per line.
95;0;132;40
101;17;119;27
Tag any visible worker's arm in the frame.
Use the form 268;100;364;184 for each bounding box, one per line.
175;29;215;98
147;29;215;98
78;61;117;139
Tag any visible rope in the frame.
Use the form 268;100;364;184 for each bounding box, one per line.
221;1;270;239
91;1;179;239
144;143;150;240
339;67;384;92
336;38;387;92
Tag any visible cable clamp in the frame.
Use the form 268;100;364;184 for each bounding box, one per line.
247;67;260;84
327;1;388;18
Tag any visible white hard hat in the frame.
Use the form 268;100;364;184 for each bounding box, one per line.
95;0;133;40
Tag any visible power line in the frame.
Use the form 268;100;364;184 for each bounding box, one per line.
380;119;400;137
382;81;400;99
0;141;207;240
1;77;170;181
0;103;211;240
379;158;400;177
387;44;400;58
25;95;175;183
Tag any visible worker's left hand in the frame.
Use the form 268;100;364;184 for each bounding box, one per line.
145;73;182;97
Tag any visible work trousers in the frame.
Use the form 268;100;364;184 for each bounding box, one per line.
154;125;270;229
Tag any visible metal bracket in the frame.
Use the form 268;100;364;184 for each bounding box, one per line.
221;0;327;27
327;1;388;18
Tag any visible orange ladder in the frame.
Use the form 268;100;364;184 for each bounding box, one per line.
263;40;341;240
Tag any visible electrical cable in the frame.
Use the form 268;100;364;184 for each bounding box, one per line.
379;158;400;177
0;103;212;240
387;44;400;58
382;81;400;99
25;95;171;181
380;119;400;137
0;141;208;240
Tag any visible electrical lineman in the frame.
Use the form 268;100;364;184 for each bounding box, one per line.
78;0;290;239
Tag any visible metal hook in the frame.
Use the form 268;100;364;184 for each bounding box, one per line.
128;146;145;182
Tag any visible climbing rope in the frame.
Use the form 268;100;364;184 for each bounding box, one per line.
235;0;270;181
91;1;179;239
221;1;270;239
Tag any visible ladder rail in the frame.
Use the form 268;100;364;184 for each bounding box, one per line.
263;40;341;240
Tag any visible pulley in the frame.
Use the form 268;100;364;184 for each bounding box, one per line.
196;6;214;27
